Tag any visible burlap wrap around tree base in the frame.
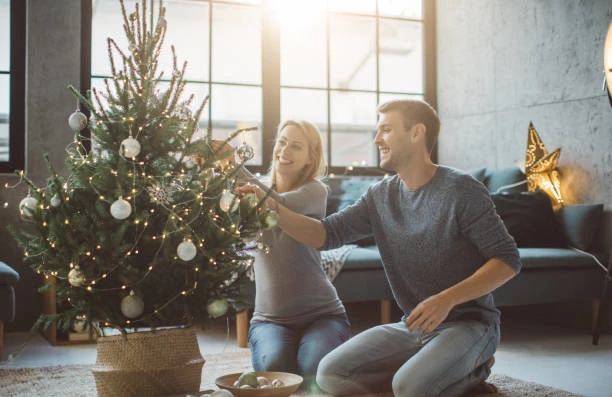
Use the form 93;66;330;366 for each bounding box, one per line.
92;327;206;397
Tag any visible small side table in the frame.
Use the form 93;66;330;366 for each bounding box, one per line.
592;249;612;345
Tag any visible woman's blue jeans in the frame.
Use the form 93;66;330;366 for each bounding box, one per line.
316;320;499;397
248;313;350;390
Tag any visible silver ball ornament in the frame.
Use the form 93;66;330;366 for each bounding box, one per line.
120;136;141;158
219;190;239;213
121;291;145;319
237;142;255;161
177;239;197;261
207;298;229;318
68;110;88;131
19;196;39;218
68;266;86;287
110;197;132;220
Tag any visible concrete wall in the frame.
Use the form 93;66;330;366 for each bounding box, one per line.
1;0;82;331
436;0;612;209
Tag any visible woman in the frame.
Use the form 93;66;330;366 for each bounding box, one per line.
237;120;350;390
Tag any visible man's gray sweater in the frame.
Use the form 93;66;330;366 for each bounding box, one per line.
322;166;522;325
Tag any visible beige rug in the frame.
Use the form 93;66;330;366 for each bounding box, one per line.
0;350;583;397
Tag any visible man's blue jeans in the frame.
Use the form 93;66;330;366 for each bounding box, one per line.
248;313;350;390
316;320;499;397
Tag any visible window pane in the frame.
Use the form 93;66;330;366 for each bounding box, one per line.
0;74;8;162
212;3;261;84
379;19;423;93
162;1;209;81
281;88;329;162
222;0;261;4
379;0;422;19
327;0;375;15
329;14;376;91
92;0;132;76
330;91;377;167
211;84;262;165
280;88;327;124
379;92;423;105
0;0;8;70
280;13;326;88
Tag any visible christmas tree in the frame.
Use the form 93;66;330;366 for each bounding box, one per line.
9;0;273;336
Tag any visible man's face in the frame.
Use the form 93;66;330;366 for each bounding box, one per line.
374;110;413;172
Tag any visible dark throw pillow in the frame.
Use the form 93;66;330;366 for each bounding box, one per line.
556;204;604;251
491;191;569;248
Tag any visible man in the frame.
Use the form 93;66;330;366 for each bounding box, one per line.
242;99;521;396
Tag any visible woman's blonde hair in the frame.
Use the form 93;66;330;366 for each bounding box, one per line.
268;119;326;190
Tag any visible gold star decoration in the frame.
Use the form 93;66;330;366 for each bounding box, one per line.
524;122;563;205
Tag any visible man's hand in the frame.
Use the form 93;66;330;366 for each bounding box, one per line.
404;293;454;333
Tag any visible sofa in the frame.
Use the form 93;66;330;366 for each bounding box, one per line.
0;261;20;359
234;167;609;347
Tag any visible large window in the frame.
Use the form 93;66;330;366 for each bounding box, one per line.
91;0;433;173
0;0;25;173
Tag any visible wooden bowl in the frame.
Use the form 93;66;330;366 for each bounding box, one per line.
215;371;303;397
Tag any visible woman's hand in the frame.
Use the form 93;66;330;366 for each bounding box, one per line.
237;184;279;212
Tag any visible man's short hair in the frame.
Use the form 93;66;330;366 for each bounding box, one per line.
377;99;440;154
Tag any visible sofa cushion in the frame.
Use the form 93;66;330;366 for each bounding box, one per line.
485;167;527;194
325;175;381;216
491;191;568;248
468;167;487;184
518;247;605;270
325;175;381;247
0;262;20;284
556;204;604;251
341;246;384;271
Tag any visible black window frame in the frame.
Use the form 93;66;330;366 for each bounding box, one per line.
0;0;26;174
85;0;436;176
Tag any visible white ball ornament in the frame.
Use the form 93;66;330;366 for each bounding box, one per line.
110;197;132;220
219;190;239;213
68;266;86;287
207;298;229;318
50;194;61;208
19;196;39;218
177;239;197;261
68;110;88;131
120;136;141;158
121;290;145;319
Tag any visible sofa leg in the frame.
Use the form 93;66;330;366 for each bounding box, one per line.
592;298;601;330
236;310;249;348
380;300;391;324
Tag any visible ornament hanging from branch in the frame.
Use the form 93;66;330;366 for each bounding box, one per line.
177;239;197;261
120;290;145;319
68;266;86;287
121;135;141;158
110;197;132;220
68;109;88;132
19;194;38;219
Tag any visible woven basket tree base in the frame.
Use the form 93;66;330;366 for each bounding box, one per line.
92;327;205;397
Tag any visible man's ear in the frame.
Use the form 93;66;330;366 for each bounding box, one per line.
411;123;427;141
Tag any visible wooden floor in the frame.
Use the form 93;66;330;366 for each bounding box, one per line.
2;302;612;397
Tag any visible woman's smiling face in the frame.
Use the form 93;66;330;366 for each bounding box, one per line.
273;124;312;179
